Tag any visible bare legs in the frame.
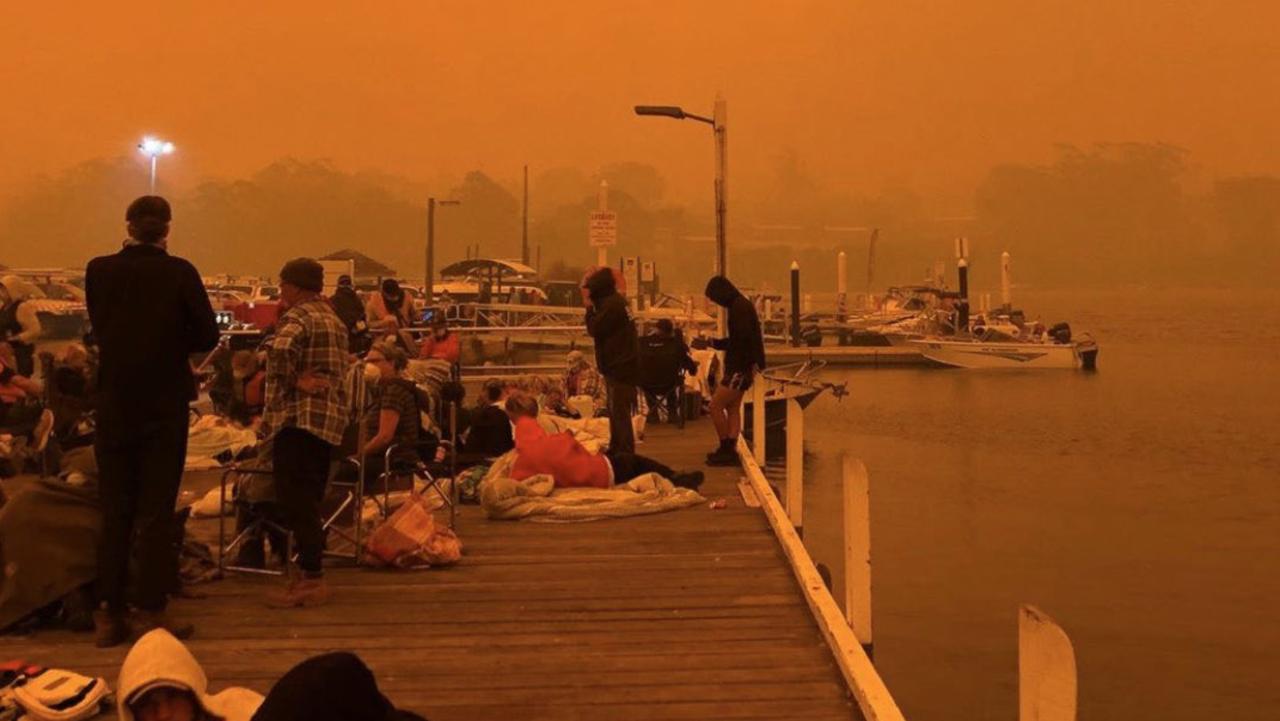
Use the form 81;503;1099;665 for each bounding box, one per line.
709;385;744;441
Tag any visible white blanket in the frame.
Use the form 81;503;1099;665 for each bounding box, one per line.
479;452;704;522
185;415;258;470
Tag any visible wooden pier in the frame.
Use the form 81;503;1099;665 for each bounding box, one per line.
2;420;877;721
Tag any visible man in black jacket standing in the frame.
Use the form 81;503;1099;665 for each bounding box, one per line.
704;275;766;466
583;267;639;455
85;196;219;646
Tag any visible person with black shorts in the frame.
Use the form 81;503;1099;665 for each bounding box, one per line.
703;276;766;466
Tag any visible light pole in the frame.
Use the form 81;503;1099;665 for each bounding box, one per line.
137;136;175;194
634;98;728;333
426;198;461;302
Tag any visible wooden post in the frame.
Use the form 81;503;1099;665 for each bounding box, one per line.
789;261;801;347
752;372;766;465
1019;604;1078;721
843;455;872;655
785;396;803;533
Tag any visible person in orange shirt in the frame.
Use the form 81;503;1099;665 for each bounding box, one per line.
417;317;460;364
503;394;703;490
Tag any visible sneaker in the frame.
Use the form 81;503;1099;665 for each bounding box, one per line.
92;609;131;648
132;609;195;641
31;410;55;454
670;471;705;490
266;576;330;608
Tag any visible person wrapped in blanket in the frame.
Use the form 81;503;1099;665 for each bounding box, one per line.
503;393;703;490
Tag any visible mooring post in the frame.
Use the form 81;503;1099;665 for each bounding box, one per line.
752;371;766;465
843;455;873;658
790;261;801;347
836;250;848;322
785;397;804;534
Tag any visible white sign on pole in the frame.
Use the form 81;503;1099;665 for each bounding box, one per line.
622;257;640;298
589;211;618;247
640;261;655;283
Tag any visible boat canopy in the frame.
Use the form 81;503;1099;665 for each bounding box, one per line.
439;258;538;280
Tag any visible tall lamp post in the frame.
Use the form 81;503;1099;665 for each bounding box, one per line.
137;136;175;194
634;98;728;333
426;198;462;302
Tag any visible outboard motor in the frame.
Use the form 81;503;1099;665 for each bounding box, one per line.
1048;322;1072;344
801;325;823;347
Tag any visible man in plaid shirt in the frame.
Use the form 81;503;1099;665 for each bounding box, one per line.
262;257;350;608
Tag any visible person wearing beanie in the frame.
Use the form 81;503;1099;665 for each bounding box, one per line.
260;257;350;608
85;196;220;647
703;275;766;466
330;274;368;353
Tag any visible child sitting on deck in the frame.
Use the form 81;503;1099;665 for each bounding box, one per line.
504;394;704;490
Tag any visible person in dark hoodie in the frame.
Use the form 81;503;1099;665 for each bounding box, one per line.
703;275;766;465
582;267;640;455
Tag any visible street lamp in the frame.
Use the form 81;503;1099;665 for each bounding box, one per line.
137;136;175;194
426;198;462;301
635;97;728;331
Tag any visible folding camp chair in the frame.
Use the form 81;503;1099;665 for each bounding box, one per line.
216;465;290;577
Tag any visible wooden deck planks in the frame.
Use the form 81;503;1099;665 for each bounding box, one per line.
2;419;859;720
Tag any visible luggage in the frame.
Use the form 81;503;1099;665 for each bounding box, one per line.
363;492;461;569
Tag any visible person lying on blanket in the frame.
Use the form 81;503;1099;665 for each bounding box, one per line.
504;394;704;491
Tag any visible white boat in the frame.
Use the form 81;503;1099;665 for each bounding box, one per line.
908;336;1099;369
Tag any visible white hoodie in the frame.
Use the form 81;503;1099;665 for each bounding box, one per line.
116;629;264;721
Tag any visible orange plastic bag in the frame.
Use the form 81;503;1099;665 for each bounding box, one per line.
363;492;462;568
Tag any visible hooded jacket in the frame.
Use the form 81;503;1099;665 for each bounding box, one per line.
251;652;427;721
583;268;639;385
117;629;264;721
704;276;766;377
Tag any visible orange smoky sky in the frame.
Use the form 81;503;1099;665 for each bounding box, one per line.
2;0;1278;204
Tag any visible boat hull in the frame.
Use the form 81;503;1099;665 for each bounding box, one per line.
908;339;1098;369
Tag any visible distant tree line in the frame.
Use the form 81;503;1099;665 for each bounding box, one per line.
0;143;1275;291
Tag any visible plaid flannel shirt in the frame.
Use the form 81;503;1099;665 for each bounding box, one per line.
262;297;351;445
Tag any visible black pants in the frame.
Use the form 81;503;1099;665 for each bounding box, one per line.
605;378;636;455
273;428;334;576
95;414;188;613
605;451;675;484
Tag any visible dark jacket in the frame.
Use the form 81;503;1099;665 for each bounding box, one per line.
639;334;698;390
252;651;428;721
86;243;219;426
583;268;639;385
463;404;514;457
705;276;766;377
330;286;366;333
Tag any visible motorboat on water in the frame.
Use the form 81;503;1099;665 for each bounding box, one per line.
908;329;1099;370
742;361;847;457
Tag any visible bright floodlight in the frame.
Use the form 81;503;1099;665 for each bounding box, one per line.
137;137;175;157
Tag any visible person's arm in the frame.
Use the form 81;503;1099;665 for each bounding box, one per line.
265;316;303;397
679;341;700;374
585;297;626;340
362;408;400;456
13;304;42;343
181;262;221;353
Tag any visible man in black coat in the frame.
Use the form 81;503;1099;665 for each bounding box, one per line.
85;196;219;646
330;274;369;353
704;275;766;465
583;267;639;454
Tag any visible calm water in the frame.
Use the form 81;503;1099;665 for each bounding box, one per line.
801;288;1280;721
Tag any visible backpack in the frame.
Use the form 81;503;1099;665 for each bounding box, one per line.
12;668;110;721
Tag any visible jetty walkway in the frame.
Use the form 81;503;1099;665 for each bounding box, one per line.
3;419;867;720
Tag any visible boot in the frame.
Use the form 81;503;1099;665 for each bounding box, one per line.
92;609;131;648
265;576;330;609
706;439;739;466
132;609;195;641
